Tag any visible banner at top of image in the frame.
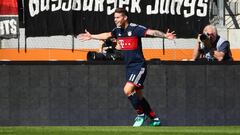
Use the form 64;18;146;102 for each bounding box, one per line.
24;0;210;38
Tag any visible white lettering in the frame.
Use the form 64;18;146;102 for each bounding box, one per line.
83;0;94;11
119;0;130;11
131;0;141;13
197;0;208;17
146;0;159;15
4;20;10;34
72;0;81;11
62;0;72;11
0;19;17;35
160;0;170;14
183;0;196;18
26;0;209;18
0;21;4;35
94;0;104;12
52;0;62;12
170;0;183;15
10;19;17;35
29;0;40;17
41;0;49;12
106;0;117;15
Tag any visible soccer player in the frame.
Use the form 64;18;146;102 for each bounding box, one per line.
78;8;176;127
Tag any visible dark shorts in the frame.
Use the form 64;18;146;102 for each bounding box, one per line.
126;67;147;89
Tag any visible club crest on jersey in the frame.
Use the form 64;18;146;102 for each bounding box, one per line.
127;31;132;36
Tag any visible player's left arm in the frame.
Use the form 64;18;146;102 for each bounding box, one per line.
146;29;176;40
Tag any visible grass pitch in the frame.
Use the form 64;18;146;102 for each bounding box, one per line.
0;126;240;135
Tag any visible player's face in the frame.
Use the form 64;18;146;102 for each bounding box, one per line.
114;12;127;27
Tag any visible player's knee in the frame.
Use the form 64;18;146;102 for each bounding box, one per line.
124;84;135;96
123;87;132;96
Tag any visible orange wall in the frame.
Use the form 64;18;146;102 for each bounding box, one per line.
0;49;240;61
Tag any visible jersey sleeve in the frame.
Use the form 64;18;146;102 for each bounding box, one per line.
111;27;117;38
136;25;147;37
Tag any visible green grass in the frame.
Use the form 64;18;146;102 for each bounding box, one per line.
0;126;240;135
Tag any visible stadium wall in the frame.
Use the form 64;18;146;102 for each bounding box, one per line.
0;29;240;61
0;62;240;126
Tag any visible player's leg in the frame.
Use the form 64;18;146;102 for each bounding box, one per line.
124;83;147;127
124;83;143;114
136;90;161;126
135;90;156;118
129;67;161;126
125;67;150;127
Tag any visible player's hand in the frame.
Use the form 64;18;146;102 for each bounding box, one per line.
115;39;122;50
78;29;92;41
165;29;176;40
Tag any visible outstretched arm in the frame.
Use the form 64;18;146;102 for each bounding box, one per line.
78;29;112;41
146;29;176;40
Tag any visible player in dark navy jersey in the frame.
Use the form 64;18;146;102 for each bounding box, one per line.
112;23;146;69
79;8;176;127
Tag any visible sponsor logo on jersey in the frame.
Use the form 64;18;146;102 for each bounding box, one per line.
118;37;138;50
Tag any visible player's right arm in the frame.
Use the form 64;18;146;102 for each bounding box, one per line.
78;29;112;41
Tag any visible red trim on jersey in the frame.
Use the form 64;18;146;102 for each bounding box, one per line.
117;37;138;50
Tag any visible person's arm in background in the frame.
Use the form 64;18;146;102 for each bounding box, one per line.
191;42;201;61
212;49;225;61
78;29;112;41
212;41;229;61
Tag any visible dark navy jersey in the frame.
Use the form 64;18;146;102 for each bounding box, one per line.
111;23;147;69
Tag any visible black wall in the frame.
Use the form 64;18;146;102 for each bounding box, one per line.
0;62;240;126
